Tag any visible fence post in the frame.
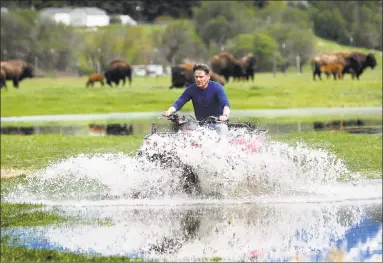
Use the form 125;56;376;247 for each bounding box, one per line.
273;52;276;78
296;55;300;75
34;56;38;70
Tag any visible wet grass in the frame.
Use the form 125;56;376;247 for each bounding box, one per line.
1;66;381;117
1;134;143;170
1;236;143;262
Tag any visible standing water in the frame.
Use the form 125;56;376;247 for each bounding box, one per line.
3;128;382;262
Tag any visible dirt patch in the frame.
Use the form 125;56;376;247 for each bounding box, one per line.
1;168;32;179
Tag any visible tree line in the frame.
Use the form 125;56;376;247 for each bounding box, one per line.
1;0;381;51
1;1;381;74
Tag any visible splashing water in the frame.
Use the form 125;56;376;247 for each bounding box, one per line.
3;127;379;205
3;128;382;262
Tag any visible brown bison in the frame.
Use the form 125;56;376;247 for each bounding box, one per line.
320;63;344;80
210;52;246;82
312;53;346;80
342;52;377;80
0;60;34;88
0;67;6;89
169;63;225;89
104;59;132;87
86;73;105;88
210;72;226;86
240;53;257;81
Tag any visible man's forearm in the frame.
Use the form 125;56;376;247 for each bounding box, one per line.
223;106;230;117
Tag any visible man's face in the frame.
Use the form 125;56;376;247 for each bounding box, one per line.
194;69;210;88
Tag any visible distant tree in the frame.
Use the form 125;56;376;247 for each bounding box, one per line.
253;0;269;9
312;8;348;43
154;20;208;65
109;15;122;24
192;1;256;48
0;9;80;71
226;34;254;58
251;32;281;72
309;1;382;50
265;24;315;70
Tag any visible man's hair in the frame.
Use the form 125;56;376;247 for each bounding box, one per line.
193;63;210;74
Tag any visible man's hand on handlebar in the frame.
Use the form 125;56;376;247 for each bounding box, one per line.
218;114;229;122
162;111;171;117
163;106;177;118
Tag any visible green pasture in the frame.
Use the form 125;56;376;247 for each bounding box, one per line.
1;68;382;117
313;35;381;54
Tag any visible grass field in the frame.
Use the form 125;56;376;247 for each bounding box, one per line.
1;69;382;117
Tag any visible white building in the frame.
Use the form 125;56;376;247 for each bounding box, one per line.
132;65;166;77
70;7;109;27
39;7;72;25
117;15;137;26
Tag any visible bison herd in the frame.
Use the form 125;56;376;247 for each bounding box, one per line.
169;52;257;89
312;51;377;80
0;50;378;91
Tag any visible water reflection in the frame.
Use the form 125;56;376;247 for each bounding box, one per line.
3;201;382;262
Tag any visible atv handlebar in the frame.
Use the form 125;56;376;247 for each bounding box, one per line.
163;113;225;125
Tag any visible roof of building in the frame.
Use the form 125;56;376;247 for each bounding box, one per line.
71;7;107;15
40;7;72;15
39;7;107;16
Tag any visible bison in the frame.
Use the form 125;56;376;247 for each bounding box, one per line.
320;63;344;80
0;60;34;88
210;72;226;86
342;52;377;80
311;53;346;80
0;67;6;89
104;59;132;87
240;53;257;81
86;73;105;88
169;63;225;89
210;52;246;82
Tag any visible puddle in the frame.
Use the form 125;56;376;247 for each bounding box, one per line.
0;118;382;136
2;202;381;262
2;127;382;261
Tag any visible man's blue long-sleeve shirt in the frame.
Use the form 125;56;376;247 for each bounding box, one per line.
172;80;230;121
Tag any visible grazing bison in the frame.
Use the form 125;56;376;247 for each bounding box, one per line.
0;67;6;89
311;53;346;80
210;72;226;86
86;73;105;88
240;53;257;81
104;59;132;87
0;60;34;88
342;52;377;80
320;63;344;80
210;52;246;82
169;63;225;89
